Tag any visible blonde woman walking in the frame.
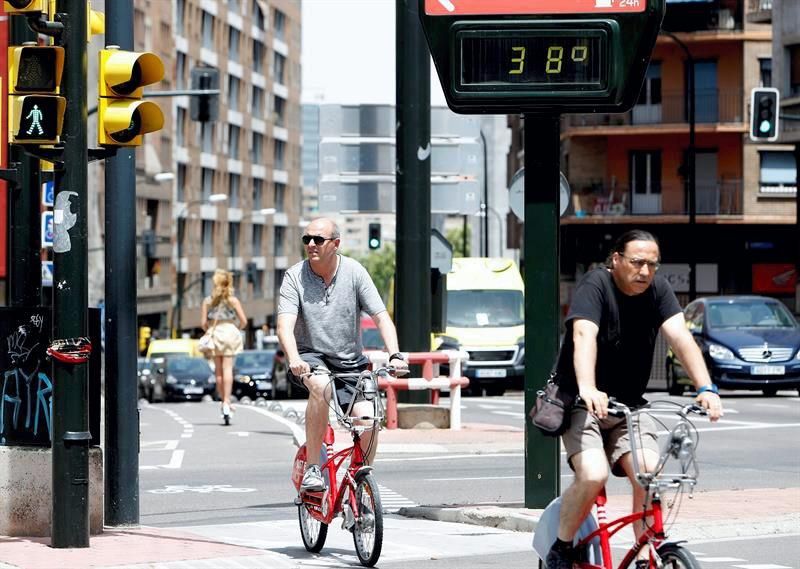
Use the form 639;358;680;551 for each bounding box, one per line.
201;269;247;425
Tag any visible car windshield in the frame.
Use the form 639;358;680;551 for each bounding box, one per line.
167;357;212;374
447;290;524;328
235;351;276;371
707;300;798;329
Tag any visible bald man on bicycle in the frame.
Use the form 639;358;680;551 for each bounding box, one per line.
546;230;723;569
277;217;408;492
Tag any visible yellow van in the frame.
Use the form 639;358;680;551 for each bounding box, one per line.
433;257;525;396
146;338;203;359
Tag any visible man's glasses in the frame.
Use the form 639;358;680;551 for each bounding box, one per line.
302;235;336;246
619;254;660;271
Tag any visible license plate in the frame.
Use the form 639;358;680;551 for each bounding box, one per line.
752;365;785;376
475;368;507;378
183;386;204;395
256;381;272;390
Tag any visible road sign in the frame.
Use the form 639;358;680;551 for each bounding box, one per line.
41;211;53;248
420;0;665;113
42;180;54;207
41;261;53;287
431;229;453;273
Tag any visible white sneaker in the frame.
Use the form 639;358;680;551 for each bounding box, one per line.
222;403;231;425
301;465;325;492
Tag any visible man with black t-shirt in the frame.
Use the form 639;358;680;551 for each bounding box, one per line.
546;230;723;569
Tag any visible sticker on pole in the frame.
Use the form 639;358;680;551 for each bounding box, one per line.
41;211;54;248
424;0;647;15
42;180;54;207
42;261;53;287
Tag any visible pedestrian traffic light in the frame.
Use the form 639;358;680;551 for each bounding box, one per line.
245;261;258;284
368;223;381;250
143;229;160;277
138;326;151;354
3;0;47;13
189;66;220;123
98;47;165;147
750;87;780;142
7;45;66;145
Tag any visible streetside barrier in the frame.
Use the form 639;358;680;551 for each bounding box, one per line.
366;350;470;430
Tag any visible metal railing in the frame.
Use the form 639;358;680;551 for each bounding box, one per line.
663;3;742;32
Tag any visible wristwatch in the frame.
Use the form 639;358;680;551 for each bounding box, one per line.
696;384;719;395
388;352;406;362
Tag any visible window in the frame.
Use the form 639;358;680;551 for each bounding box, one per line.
175;0;185;35
631;151;662;195
274;8;286;41
274;226;285;256
177;164;187;202
253;269;264;297
274;182;285;211
251;133;264;163
201;11;215;49
228;27;240;62
790;45;800;97
201;271;213;297
227;0;238;13
252;178;263;208
176;107;186;147
227;75;240;111
252;40;265;74
638;62;661;105
201;168;214;200
202;220;215;257
759;58;772;88
229;222;240;257
252;85;264;117
273;52;286;84
252;223;263;256
229;173;241;207
176;52;186;89
201;122;214;153
274;139;286;170
227;124;240;159
253;1;265;30
273;95;286;126
759;151;797;194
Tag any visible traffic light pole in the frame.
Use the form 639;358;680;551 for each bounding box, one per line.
524;115;561;508
396;0;431;403
7;15;41;307
103;0;139;528
51;0;90;548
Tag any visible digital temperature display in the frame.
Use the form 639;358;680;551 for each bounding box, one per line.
459;30;606;90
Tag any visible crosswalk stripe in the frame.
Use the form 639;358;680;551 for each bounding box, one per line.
379;484;418;513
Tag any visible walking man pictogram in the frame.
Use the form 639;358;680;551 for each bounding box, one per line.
26;104;44;136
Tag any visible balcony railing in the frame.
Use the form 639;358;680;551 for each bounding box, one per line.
567;179;743;218
663;2;742;32
565;89;743;129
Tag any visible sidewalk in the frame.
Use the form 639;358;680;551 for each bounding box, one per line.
1;420;797;568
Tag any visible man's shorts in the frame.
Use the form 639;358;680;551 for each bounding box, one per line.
561;403;660;477
288;352;370;413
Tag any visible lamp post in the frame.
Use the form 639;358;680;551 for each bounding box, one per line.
172;193;227;338
479;129;489;257
475;204;504;258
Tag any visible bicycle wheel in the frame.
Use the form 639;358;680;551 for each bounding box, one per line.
298;503;328;553
352;473;383;567
657;543;702;569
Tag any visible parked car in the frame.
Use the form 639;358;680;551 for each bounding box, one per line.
233;349;292;400
146;338;203;359
162;356;216;401
666;296;800;396
361;315;385;351
137;357;166;403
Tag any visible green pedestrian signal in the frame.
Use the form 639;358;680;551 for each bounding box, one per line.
749;87;779;142
368;223;382;250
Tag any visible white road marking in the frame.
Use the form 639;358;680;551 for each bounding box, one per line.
229;431;251;437
732;565;793;569
378;484;418;513
164;450;184;469
492;410;525;418
425;475;524;482
377;452;523;463
240;404;305;445
694;557;747;562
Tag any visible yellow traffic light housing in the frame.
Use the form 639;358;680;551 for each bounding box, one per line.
4;0;47;13
7;45;66;145
98;48;165;147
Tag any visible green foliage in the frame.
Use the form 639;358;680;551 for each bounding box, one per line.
446;224;470;257
352;244;396;304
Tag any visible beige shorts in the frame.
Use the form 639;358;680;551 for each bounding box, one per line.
209;321;243;357
561;404;659;477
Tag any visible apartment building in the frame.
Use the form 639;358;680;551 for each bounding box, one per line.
135;0;303;339
509;0;796;312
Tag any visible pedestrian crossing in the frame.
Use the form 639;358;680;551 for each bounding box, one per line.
379;484;418;513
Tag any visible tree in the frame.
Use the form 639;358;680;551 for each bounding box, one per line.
446;223;470;258
352;244;396;305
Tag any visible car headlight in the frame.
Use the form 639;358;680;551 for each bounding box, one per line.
708;343;735;361
166;374;177;384
208;375;216;384
234;374;251;384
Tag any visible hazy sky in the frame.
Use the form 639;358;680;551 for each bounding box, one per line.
301;0;447;106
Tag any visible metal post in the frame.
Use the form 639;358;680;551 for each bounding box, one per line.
524;115;561;508
480;129;488;257
104;0;139;527
52;0;90;547
396;0;431;403
462;215;468;257
173;215;185;338
795;144;799;313
7;17;41;307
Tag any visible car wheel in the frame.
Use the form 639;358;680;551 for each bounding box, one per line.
762;387;778;397
666;364;684;396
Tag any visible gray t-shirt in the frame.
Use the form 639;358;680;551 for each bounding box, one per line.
278;255;386;363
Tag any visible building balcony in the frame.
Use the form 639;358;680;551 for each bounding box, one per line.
746;0;772;23
564;89;744;132
565;179;743;222
662;1;742;33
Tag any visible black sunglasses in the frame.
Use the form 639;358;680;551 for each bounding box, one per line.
302;235;336;246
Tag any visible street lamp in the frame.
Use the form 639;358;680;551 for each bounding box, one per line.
474;204;504;258
171;193;228;338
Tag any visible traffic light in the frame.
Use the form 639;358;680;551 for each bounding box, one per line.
98;47;165;146
245;261;258;284
143;229;159;276
3;0;47;13
138;326;151;354
750;87;780;142
367;223;381;250
7;45;66;145
189;66;219;123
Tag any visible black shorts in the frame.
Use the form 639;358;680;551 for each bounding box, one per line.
288;352;370;413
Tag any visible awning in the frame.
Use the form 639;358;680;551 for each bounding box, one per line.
760;152;797;185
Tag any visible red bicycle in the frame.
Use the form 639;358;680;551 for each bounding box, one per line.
536;400;707;569
291;366;392;567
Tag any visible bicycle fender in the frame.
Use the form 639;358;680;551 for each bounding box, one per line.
354;465;374;480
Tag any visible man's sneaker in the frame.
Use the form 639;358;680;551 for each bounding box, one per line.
301;465;326;492
545;545;574;569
